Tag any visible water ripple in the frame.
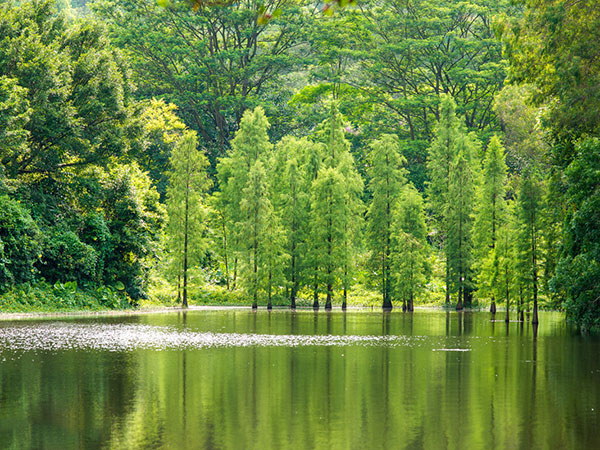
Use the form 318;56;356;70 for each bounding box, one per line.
0;323;421;352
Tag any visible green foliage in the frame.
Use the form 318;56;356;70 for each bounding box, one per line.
95;0;305;166
552;138;600;329
392;185;429;310
473;135;508;305
515;169;544;323
0;195;40;289
366;134;406;308
0;0;132;176
165;131;210;304
101;162;165;300
39;230;97;284
239;160;279;307
0;281;130;312
309;167;348;307
447;137;479;309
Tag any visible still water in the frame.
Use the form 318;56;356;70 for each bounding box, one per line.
0;308;598;449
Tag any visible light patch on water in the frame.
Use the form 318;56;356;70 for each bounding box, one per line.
432;348;471;352
0;323;421;352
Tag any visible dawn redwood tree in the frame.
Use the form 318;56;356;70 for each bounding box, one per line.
517;170;544;325
447;138;477;310
270;137;321;308
240;160;275;309
166;131;210;307
473;136;508;313
216;107;272;289
310;167;347;310
426;95;464;305
337;150;364;309
367;134;407;309
392;185;429;312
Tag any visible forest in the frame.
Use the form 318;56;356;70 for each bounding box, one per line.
0;0;599;329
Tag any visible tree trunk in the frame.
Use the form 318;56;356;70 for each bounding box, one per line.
313;273;319;309
222;220;230;290
456;286;463;310
267;267;272;310
490;296;496;315
445;256;450;305
182;178;189;308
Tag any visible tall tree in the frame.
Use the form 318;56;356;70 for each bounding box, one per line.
392;185;429;312
367;134;406;309
447;136;478;310
216;107;272;290
271;137;322;308
166;131;210;307
239;161;277;309
337;150;364;309
473;136;508;313
310;167;347;310
516;170;544;325
426;94;463;305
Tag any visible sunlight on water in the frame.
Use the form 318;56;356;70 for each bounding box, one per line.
0;322;441;352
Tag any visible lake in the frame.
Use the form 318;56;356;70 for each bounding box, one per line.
0;308;598;449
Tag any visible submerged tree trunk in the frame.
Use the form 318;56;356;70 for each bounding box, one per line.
490;296;496;315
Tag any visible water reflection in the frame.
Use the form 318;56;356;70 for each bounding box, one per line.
0;310;597;449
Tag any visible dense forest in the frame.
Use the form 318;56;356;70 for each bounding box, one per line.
0;0;599;329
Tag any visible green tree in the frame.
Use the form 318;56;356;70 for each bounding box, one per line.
473;136;508;313
392;185;429;312
216;107;272;290
166;132;210;307
0;1;133;177
366;134;406;309
270;137;321;308
0;195;40;290
447;138;478;310
101;163;165;300
239;161;277;309
310;167;347;309
426;94;463;305
516;170;544;325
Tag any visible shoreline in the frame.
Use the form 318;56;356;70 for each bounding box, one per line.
0;304;550;322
